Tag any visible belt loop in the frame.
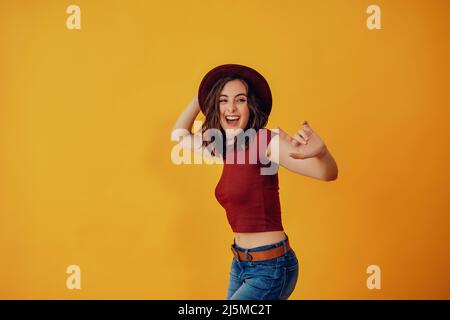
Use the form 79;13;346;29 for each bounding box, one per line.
244;249;253;263
231;245;240;262
284;232;289;253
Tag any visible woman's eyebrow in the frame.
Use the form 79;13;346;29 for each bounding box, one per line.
219;93;247;97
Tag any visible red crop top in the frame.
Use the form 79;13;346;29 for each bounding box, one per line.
214;128;284;232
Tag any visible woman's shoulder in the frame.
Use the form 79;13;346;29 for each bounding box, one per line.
257;127;278;134
257;127;279;143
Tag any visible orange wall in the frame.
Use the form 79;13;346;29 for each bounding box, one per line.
0;0;449;299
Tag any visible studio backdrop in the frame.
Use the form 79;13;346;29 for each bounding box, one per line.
0;0;449;299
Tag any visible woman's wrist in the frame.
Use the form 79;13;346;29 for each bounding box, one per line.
316;145;328;159
189;95;201;113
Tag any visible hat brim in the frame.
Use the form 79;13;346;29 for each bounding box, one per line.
198;64;272;116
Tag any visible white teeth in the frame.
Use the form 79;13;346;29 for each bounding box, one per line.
226;116;240;120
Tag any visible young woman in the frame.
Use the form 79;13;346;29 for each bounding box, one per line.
171;64;338;300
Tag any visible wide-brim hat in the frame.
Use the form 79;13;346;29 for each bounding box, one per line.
198;64;272;115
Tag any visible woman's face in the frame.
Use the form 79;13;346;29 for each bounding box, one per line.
219;79;250;131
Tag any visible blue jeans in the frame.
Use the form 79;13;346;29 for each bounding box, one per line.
226;234;299;300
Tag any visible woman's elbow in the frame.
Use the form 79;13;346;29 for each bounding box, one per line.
322;168;338;181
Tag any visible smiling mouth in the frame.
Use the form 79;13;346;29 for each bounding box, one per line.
225;115;240;125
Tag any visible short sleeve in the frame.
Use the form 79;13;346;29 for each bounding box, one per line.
257;128;277;164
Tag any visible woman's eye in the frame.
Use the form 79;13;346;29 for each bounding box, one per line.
219;100;226;103
238;99;246;103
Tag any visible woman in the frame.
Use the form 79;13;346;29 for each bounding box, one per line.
171;64;338;300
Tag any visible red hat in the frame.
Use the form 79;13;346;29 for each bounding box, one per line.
198;64;272;115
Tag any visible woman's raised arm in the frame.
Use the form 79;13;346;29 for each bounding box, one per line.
171;95;222;163
171;95;201;135
267;121;338;181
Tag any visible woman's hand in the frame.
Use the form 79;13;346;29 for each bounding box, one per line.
191;94;201;113
267;121;337;180
287;120;327;159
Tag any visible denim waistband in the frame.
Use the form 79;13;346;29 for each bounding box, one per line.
232;232;289;253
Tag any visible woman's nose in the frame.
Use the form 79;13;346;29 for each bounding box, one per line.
226;101;237;112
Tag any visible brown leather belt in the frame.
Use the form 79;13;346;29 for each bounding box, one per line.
231;240;291;262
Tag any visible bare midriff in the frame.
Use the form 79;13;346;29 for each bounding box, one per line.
233;230;287;249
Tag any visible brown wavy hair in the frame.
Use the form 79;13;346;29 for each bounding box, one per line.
201;75;270;158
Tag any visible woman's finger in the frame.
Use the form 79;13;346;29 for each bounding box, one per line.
292;133;307;145
302;121;313;135
290;137;301;147
297;129;310;141
289;152;305;159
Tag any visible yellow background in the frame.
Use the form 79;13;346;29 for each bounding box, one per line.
1;0;449;299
